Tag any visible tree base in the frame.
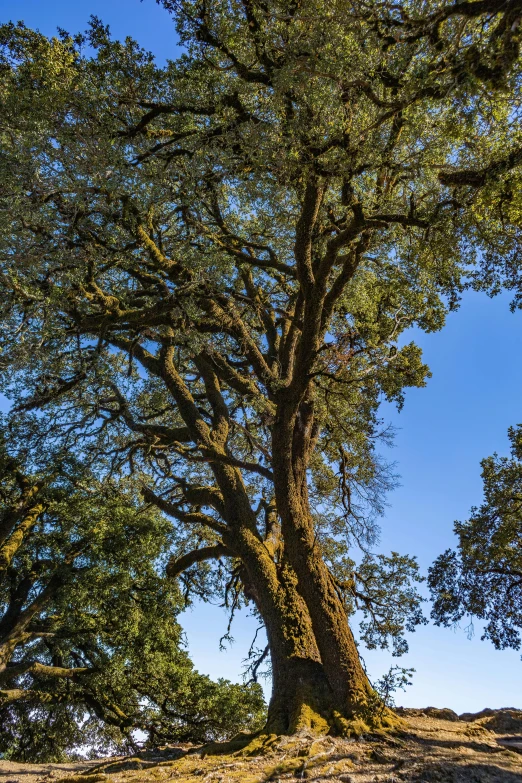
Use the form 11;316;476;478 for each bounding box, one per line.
262;657;404;740
197;656;404;758
194;707;404;764
265;658;334;736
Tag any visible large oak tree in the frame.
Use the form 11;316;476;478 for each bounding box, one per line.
1;0;522;733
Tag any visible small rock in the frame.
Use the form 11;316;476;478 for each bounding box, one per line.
481;710;522;734
371;749;393;764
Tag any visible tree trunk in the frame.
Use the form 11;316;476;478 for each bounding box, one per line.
271;415;384;732
204;456;373;735
202;457;340;734
282;517;375;721
267;654;335;735
226;522;338;734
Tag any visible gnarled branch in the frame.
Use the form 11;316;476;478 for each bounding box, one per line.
166;543;233;578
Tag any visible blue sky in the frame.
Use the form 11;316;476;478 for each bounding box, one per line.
2;0;521;714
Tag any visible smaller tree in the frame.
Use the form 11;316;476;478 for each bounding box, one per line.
429;425;522;653
0;431;265;761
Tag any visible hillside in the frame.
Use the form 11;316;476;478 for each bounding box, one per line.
1;709;521;783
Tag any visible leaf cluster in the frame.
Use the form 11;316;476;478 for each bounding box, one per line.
429;425;522;652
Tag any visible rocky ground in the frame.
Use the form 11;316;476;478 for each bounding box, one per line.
1;708;522;783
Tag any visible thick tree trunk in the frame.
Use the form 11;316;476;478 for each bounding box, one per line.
281;516;375;720
227;524;337;734
204;455;373;735
202;457;342;733
267;654;335;735
271;416;383;731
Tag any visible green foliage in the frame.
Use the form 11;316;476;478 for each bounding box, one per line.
374;665;415;712
323;542;427;656
0;6;456;657
153;676;267;745
0;436;265;761
429;425;522;652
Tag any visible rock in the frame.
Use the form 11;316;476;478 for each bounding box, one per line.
481;710;522;734
459;708;522;733
459;708;519;722
422;707;461;722
396;707;460;721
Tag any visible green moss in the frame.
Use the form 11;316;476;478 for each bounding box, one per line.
262;756;304;780
290;702;331;735
331;705;405;738
328;758;355;774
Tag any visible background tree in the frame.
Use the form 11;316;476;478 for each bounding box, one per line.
0;0;521;734
429;424;522;655
0;430;265;762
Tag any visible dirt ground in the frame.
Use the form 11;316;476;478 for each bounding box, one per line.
1;709;522;783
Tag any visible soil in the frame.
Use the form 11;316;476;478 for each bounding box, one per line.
1;709;522;783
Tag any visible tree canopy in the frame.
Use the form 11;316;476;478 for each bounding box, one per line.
0;0;521;736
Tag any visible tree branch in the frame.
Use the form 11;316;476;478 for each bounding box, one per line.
166;543;233;578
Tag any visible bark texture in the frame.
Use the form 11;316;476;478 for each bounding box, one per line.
272;409;378;729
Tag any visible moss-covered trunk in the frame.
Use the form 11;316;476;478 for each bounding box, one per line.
271;413;382;731
209;460;333;734
279;512;376;725
226;522;338;734
267;655;335;735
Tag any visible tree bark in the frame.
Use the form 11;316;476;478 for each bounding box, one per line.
220;507;338;734
271;409;380;730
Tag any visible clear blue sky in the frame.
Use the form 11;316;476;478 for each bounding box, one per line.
2;0;521;714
